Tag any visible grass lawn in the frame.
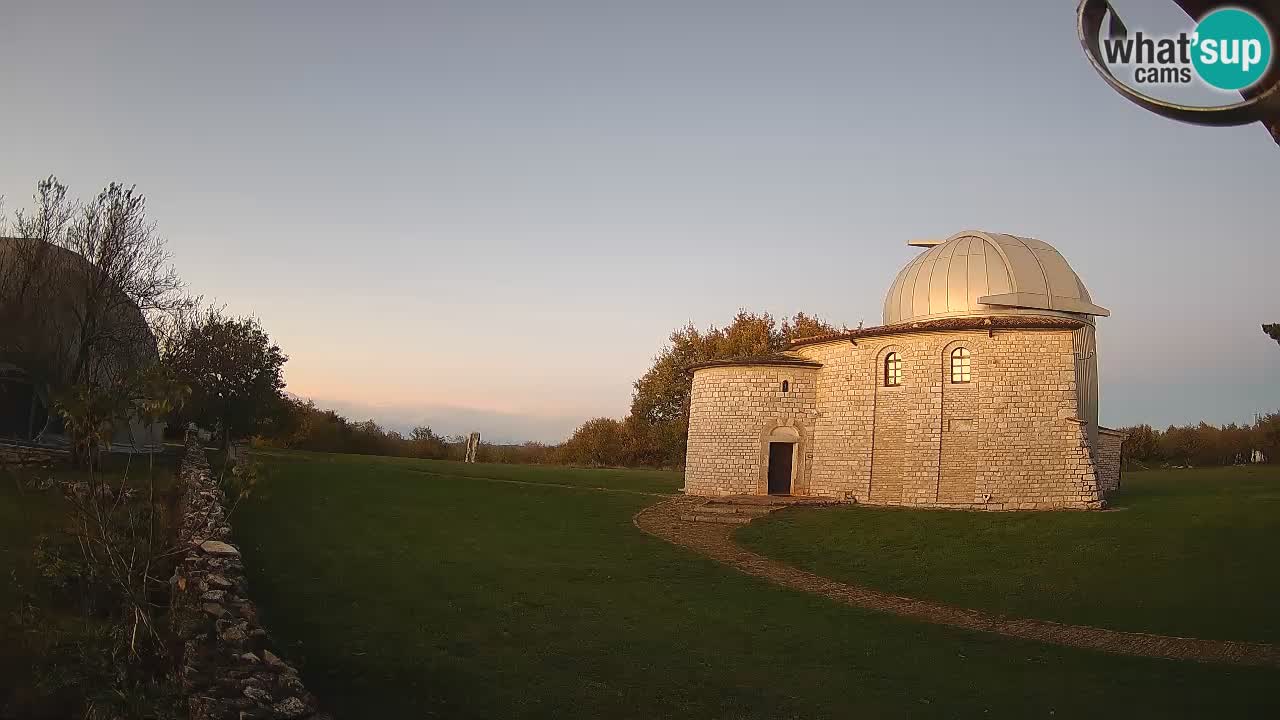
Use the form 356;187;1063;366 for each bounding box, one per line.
1;465;94;718
0;453;181;718
738;465;1280;644
235;451;1278;719
0;472;68;717
0;468;67;615
248;448;684;495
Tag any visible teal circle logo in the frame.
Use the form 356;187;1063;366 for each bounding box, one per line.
1191;8;1272;90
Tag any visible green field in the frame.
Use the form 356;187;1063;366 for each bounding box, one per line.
0;473;67;717
1;455;182;718
0;472;63;612
738;465;1280;644
248;448;683;495
233;451;1279;719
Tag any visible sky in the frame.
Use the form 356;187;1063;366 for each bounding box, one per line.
2;0;1277;443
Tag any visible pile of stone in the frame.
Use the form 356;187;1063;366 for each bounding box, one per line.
0;441;68;469
171;438;330;720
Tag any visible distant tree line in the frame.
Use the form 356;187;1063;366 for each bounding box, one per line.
255;313;1280;471
1107;322;1280;468
248;310;840;468
1117;414;1280;468
253;396;558;464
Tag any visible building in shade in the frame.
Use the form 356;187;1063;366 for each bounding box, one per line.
0;236;165;449
683;230;1125;510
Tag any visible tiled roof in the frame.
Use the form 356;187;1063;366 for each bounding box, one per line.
787;315;1086;349
687;353;823;372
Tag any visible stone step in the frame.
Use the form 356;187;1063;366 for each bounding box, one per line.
704;495;836;507
679;512;755;525
694;504;775;516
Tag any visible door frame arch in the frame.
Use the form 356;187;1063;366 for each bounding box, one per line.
756;419;808;495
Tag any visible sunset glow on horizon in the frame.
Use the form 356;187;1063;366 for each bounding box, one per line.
4;0;1277;443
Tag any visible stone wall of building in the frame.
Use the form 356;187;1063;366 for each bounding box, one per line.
0;441;68;469
686;326;1106;510
797;327;1102;510
789;341;872;500
171;439;330;720
684;365;818;496
939;344;980;506
1096;427;1126;494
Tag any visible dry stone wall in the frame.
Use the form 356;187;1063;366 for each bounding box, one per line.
171;438;330;720
686;326;1108;510
0;441;68;469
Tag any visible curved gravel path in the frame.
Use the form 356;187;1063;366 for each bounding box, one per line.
634;497;1280;669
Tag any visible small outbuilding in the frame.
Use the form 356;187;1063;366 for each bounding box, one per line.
684;231;1124;510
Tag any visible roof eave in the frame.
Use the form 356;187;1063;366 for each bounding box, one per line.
685;357;824;373
978;293;1111;317
787;315;1087;349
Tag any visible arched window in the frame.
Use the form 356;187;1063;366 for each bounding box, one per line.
950;347;971;383
884;352;902;387
781;380;789;393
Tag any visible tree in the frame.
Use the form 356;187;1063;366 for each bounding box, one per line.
163;307;287;446
4;185;188;693
1265;324;1280;346
558;417;630;466
269;398;351;452
408;425;449;459
781;312;839;343
1257;412;1280;462
2;180;80;428
3;177;184;458
1118;424;1158;467
57;181;182;395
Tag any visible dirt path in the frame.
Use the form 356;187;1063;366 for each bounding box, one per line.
634;497;1280;669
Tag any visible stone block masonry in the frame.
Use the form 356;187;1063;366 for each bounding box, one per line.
684;232;1118;511
686;364;819;496
685;327;1110;510
171;437;331;720
1096;427;1126;493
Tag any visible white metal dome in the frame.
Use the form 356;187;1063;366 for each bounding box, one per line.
882;231;1108;326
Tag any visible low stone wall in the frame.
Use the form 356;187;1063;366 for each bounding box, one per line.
171;439;330;720
1096;427;1126;494
0;441;68;469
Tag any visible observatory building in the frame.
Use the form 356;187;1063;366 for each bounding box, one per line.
684;230;1124;510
